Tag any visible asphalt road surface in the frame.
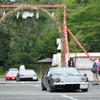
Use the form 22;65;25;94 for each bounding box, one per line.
0;80;100;100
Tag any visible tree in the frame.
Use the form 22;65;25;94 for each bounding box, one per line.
67;0;100;52
0;30;11;66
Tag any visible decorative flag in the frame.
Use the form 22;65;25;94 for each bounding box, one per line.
36;11;39;19
3;11;6;16
16;12;19;19
51;12;54;17
22;11;34;19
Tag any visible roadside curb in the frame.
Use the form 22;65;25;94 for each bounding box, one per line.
0;81;41;84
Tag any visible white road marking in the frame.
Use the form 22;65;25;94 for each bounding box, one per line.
59;94;78;100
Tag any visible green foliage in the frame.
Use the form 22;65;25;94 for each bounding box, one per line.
67;0;100;52
0;30;12;66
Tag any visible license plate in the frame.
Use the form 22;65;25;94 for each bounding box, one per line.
80;84;88;89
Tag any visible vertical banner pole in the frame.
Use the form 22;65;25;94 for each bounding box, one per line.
63;6;70;66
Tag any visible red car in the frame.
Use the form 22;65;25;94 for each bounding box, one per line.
5;68;18;80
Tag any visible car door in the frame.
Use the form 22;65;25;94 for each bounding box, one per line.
43;69;51;89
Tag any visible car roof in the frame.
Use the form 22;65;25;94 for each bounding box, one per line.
20;69;34;71
50;67;76;70
9;68;18;71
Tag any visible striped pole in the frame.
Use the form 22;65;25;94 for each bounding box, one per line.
0;4;65;8
63;6;70;66
67;28;93;62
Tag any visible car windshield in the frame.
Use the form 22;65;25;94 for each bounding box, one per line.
49;67;80;76
20;70;36;74
8;71;18;74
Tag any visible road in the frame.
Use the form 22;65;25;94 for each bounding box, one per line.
0;79;100;100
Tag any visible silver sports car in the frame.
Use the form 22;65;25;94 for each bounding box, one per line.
41;67;89;92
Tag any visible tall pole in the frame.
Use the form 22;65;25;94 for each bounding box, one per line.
62;6;70;67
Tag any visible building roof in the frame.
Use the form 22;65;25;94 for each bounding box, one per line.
36;58;52;63
70;52;100;57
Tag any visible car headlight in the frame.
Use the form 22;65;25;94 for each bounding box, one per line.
53;78;60;83
82;77;88;82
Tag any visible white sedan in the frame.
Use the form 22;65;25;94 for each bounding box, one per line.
16;69;38;81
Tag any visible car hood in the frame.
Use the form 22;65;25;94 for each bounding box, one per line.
51;74;82;82
6;74;17;76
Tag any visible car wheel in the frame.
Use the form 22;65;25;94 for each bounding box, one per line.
35;78;38;81
82;89;88;92
16;77;20;82
41;83;47;91
49;85;55;92
5;78;7;81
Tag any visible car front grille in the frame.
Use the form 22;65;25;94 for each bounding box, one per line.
55;84;80;90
